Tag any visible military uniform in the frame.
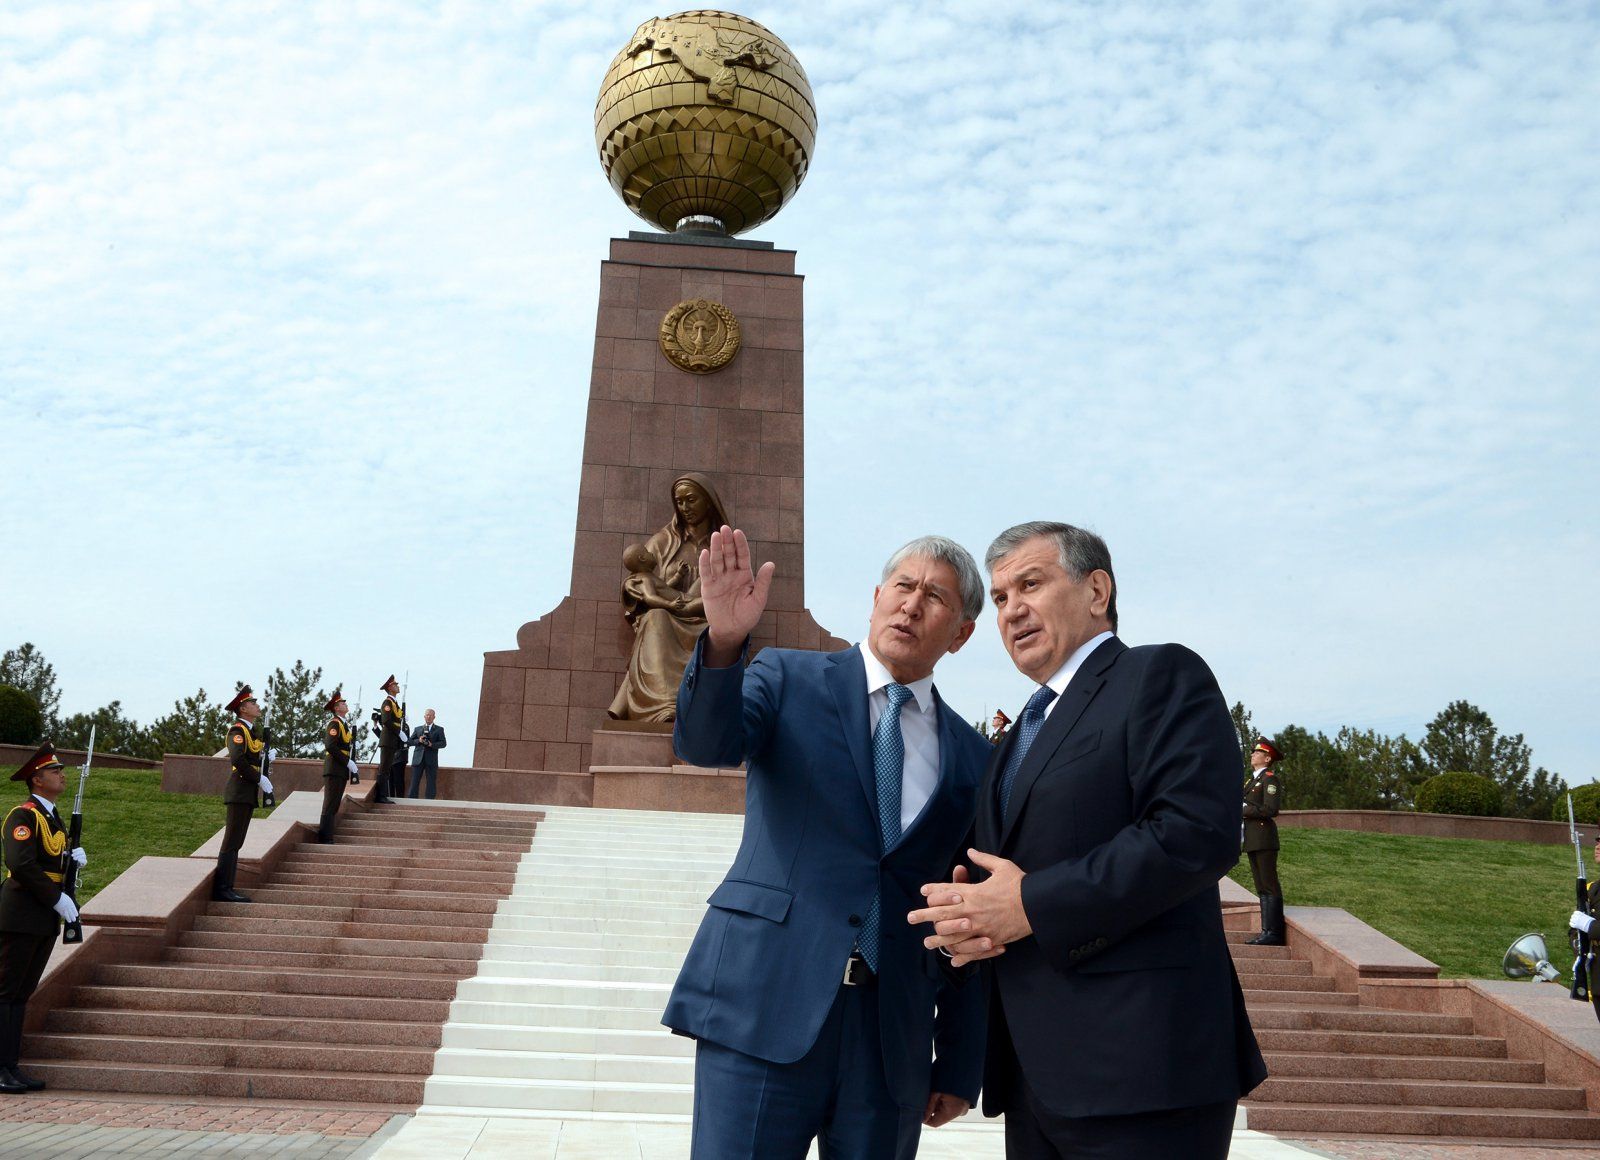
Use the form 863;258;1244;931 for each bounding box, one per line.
320;693;354;843
1243;738;1285;945
1;743;75;1092
376;676;404;803
215;687;265;903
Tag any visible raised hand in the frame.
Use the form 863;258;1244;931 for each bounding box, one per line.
700;525;775;666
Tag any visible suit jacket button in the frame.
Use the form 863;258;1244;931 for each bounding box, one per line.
848;914;862;928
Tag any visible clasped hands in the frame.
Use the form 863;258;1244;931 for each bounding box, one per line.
906;849;1032;968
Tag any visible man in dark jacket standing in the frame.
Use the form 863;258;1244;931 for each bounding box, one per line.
406;710;446;800
320;691;357;843
0;743;88;1093
913;521;1265;1158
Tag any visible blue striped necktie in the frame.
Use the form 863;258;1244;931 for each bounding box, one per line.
857;683;913;972
999;684;1058;819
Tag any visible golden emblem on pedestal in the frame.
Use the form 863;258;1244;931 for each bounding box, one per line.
595;11;815;236
659;299;741;374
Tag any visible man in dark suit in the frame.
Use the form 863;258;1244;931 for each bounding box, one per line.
911;521;1266;1158
667;527;991;1159
406;709;446;799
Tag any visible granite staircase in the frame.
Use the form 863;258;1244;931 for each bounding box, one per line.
1231;911;1600;1142
22;802;541;1102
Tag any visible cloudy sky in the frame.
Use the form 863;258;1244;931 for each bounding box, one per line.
3;1;1595;780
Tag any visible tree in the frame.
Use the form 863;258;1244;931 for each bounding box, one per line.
0;686;43;745
263;661;333;759
1421;700;1565;818
54;701;159;760
148;688;234;757
0;643;61;727
1229;701;1255;773
1331;726;1428;811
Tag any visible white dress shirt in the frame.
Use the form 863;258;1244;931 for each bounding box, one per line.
1039;630;1116;719
859;643;942;833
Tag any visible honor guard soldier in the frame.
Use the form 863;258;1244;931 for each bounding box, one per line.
320;691;358;843
1243;737;1285;945
990;708;1011;744
1;743;87;1093
375;675;404;803
215;687;273;903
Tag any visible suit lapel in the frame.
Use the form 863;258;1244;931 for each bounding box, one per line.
998;637;1125;850
890;691;962;852
825;646;877;818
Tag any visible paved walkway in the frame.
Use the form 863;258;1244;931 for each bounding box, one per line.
0;1094;405;1158
369;1113;1322;1158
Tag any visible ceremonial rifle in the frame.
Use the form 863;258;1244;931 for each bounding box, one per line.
349;685;363;783
1569;794;1592;1005
259;704;276;810
61;725;94;945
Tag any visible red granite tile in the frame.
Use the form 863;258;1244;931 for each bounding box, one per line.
505;739;546;771
761;410;801;446
567;703;611;743
521;703;568;741
579;463;606;499
596;304;635;339
522;669;572;706
480;665;525;705
591;336;614;369
613;338;660;372
637;265;683;309
599;270;639;307
545;741;581;771
653;368;698;406
612;368;653;402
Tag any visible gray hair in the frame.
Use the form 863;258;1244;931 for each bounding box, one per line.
985;521;1118;631
881;536;985;621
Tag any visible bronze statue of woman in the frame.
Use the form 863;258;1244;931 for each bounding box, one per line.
607;472;732;722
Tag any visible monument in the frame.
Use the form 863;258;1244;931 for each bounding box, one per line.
473;11;844;808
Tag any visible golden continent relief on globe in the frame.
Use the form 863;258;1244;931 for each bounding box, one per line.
595;11;816;236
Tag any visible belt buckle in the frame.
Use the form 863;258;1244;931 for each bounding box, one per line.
843;954;859;986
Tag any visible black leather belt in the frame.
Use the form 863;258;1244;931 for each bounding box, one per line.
842;953;877;988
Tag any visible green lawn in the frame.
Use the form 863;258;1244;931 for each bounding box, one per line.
2;763;263;905
1229;827;1582;980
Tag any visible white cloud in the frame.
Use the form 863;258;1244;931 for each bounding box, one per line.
1;1;1595;780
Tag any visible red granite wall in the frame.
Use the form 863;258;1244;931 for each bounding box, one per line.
475;235;844;773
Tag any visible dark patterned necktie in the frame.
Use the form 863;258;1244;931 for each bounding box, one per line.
857;683;914;972
999;684;1059;820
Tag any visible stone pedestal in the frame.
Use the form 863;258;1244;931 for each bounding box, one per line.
475;231;844;780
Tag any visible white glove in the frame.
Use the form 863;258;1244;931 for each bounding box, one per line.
70;846;87;868
53;894;79;923
1571;910;1595;934
347;758;359;775
260;775;274;795
268;747;279;761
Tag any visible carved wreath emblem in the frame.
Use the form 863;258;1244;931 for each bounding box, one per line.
659;298;742;374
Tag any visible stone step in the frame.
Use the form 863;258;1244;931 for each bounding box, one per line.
445;1000;667;1032
24;1032;437;1076
1252;1074;1587;1111
420;1072;691;1116
1247;1102;1600;1140
1233;972;1336;992
1260;1050;1544;1084
331;832;530;853
94;962;463;1001
165;945;478;977
438;1023;692;1056
429;1046;692;1085
48;1006;443;1047
283;848;526;872
69;985;451;1024
249;886;502;912
209;900;497;929
1242;991;1360;1009
191;915;492;945
1250;1007;1476;1036
1228;943;1296;960
277;855;520;882
453;977;672;1009
20;1057;427;1104
179;930;482;963
478;938;692;964
1227;956;1313;977
268;871;512;895
456;958;679;984
1252;1028;1506;1059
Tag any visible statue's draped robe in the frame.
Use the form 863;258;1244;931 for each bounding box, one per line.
607;473;729;722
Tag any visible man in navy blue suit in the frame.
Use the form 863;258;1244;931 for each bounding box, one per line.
911;521;1266;1159
666;527;991;1159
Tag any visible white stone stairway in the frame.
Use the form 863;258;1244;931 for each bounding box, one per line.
422;805;733;1119
374;802;1304;1159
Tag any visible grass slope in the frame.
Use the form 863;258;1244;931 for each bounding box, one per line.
1229;827;1583;980
1;763;264;905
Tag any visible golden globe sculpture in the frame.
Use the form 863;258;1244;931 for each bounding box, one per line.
595;11;815;237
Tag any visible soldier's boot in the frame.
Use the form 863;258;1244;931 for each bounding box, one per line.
317;810;336;844
0;1007;21;1094
1247;894;1286;946
6;1007;44;1091
212;852;251;903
